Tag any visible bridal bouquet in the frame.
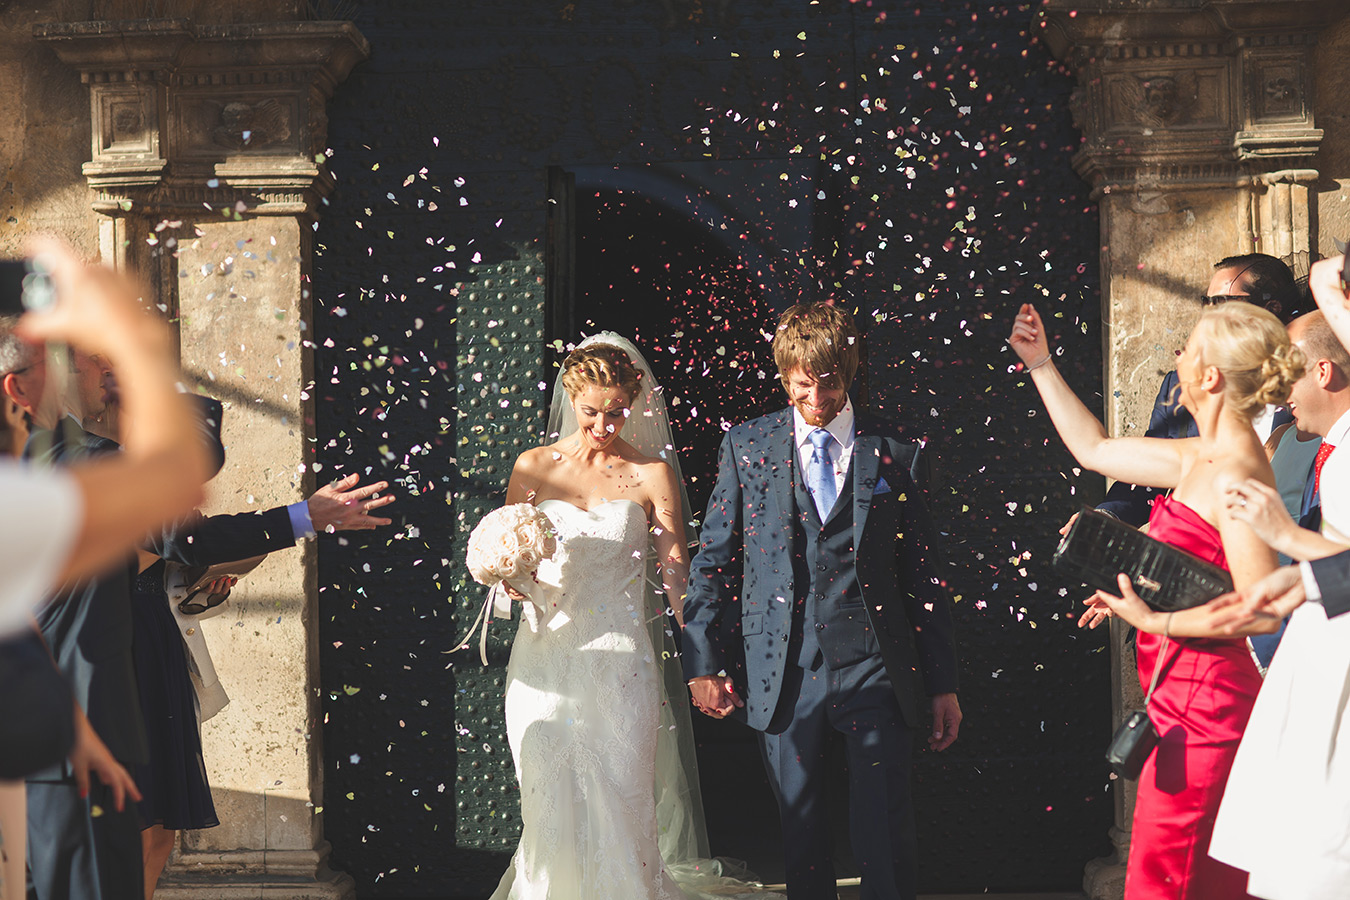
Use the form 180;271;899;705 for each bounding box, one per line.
466;503;557;590
456;504;557;664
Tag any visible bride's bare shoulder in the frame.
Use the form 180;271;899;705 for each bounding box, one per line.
629;453;678;487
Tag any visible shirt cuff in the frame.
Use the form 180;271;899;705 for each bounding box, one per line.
1300;560;1323;605
288;501;316;542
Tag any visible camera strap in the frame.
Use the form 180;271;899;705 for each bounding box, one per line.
1143;635;1169;710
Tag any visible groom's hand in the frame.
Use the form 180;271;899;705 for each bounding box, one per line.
688;675;743;719
928;693;962;751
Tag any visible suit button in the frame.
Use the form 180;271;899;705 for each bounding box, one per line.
186;627;196;636
814;623;825;630
817;564;826;572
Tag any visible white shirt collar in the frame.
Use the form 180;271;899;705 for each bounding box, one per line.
1326;409;1350;447
793;399;855;450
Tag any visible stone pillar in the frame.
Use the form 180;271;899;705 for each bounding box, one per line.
1042;2;1349;897
37;19;369;899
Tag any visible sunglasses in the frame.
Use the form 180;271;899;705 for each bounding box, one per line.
1200;293;1250;306
177;585;230;616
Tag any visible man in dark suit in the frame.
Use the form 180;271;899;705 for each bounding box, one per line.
1097;253;1301;525
1;327;394;900
682;302;960;900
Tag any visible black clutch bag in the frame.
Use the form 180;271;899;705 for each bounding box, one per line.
1053;506;1233;611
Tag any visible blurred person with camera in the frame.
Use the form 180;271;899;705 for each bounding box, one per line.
0;240;211;900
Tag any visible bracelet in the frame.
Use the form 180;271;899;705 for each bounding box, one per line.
1164;611;1175;637
1026;354;1052;372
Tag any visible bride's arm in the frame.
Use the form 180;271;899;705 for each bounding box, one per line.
646;462;689;628
1009;303;1185;489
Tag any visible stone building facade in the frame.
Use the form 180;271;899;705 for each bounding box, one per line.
1;1;1347;898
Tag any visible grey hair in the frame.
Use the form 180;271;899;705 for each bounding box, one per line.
0;316;37;377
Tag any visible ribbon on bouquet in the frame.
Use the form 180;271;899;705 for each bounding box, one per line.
451;583;504;666
451;578;547;665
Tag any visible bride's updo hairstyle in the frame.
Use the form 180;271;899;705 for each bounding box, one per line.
561;343;644;403
1193;303;1305;422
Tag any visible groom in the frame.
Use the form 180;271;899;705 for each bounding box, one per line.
683;301;961;900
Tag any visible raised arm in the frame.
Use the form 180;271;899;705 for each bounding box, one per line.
645;461;689;627
1009;303;1184;489
1311;254;1350;351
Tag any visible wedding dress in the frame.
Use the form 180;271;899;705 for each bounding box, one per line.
488;333;772;900
490;497;679;899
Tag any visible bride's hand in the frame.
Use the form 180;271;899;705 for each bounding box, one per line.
1008;303;1052;370
502;582;527;602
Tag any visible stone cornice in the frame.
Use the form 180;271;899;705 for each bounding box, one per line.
35;19;368;219
1042;0;1349;197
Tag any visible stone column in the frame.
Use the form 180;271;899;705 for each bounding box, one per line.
1042;2;1349;897
37;19;369;899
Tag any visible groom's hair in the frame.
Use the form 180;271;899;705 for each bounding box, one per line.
773;302;861;391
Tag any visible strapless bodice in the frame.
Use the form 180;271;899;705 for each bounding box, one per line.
1147;494;1227;570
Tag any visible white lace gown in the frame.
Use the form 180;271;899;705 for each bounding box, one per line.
490;498;680;900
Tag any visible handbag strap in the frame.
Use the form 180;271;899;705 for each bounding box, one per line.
1143;631;1171;709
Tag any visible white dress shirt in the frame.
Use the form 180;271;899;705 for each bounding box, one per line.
1299;409;1350;601
793;400;855;497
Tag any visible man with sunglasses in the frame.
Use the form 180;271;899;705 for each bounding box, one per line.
1094;253;1302;527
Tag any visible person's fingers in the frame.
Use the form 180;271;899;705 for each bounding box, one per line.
125;772;143;804
73;761;90;800
365;493;397;509
108;770;126;812
351;481;390;499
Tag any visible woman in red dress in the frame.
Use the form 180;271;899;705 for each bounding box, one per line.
1008;301;1303;898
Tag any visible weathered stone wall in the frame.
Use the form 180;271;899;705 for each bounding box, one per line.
0;4;98;258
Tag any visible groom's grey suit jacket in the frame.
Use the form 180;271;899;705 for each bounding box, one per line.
682;407;959;730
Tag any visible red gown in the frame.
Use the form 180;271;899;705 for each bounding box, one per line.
1126;496;1261;899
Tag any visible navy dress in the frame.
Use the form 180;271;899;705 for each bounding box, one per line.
130;561;218;831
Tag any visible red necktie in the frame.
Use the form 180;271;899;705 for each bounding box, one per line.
1315;442;1336;495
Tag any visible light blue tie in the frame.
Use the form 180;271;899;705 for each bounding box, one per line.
808;428;837;520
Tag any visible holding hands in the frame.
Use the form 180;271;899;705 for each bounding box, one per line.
688;674;744;719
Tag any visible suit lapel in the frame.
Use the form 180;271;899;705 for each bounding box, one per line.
852;423;880;545
769;409;798;528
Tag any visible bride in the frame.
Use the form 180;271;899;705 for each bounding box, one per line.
489;334;765;900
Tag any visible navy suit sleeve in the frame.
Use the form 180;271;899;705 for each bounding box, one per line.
892;443;959;696
1309;551;1350;619
1095;372;1188;527
149;506;297;567
682;431;744;680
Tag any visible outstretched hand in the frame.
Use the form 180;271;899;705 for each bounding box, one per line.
1207;565;1306;633
1008;303;1051;370
308;473;396;532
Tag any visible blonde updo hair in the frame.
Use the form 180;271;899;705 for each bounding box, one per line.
561;343;643;402
1192;303;1305;422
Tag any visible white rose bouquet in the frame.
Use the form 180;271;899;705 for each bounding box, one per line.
466;503;557;592
455;504;557;663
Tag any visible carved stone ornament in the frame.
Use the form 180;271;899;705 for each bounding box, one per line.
1122;72;1199;129
212;98;293;150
